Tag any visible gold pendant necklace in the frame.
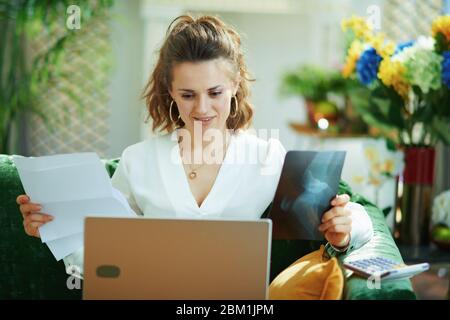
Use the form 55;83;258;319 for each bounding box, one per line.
189;170;197;180
187;161;206;179
179;135;230;180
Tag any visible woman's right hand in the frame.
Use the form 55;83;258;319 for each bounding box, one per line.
16;194;54;238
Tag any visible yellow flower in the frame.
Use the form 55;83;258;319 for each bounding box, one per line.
342;40;363;77
370;33;395;58
368;176;382;187
432;15;450;42
352;175;365;185
383;159;395;174
342;16;395;60
342;16;372;35
364;146;379;163
369;33;385;53
371;162;383;175
379;42;396;58
378;58;409;98
342;16;374;45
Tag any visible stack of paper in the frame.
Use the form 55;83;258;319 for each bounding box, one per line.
13;153;135;261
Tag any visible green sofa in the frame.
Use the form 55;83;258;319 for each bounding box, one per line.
0;154;416;299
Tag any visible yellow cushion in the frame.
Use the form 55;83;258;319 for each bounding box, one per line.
269;245;344;300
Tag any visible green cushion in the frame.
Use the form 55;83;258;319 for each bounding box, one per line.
338;181;415;299
0;155;79;299
0;155;119;299
0;154;415;299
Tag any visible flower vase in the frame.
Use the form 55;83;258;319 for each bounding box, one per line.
395;147;436;246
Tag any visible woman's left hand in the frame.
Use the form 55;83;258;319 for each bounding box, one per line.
318;194;352;249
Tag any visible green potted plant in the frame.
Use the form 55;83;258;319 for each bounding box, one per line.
281;65;339;128
0;0;114;154
280;64;367;134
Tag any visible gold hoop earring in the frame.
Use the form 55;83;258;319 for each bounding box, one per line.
169;100;181;123
229;96;238;118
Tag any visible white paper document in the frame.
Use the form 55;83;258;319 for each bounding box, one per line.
13;153;135;261
45;232;84;262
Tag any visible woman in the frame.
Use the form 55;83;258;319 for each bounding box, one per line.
16;15;373;278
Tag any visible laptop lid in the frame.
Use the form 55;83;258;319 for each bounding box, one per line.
83;217;272;300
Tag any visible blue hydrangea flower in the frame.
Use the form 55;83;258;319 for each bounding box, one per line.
394;41;414;55
356;47;382;85
442;51;450;89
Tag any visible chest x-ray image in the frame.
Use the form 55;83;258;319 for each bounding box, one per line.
268;151;346;240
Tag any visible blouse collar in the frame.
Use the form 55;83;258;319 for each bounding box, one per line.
155;130;241;217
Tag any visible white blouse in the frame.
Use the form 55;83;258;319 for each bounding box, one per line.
63;130;373;277
111;130;286;219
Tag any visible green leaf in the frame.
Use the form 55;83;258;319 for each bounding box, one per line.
412;105;435;123
382;206;392;217
367;85;405;129
434;32;449;54
1;0;116;148
372;97;390;117
430;117;450;145
385;137;398;151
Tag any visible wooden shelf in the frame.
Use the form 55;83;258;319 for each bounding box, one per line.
289;122;372;138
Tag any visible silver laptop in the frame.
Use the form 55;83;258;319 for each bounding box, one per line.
83;217;272;300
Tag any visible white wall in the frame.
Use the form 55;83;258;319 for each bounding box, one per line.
214;11;312;150
106;0;144;158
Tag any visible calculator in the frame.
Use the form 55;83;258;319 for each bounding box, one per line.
343;257;430;280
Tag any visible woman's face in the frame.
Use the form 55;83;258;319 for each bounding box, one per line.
169;58;239;137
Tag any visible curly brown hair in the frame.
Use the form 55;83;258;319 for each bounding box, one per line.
142;15;254;133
